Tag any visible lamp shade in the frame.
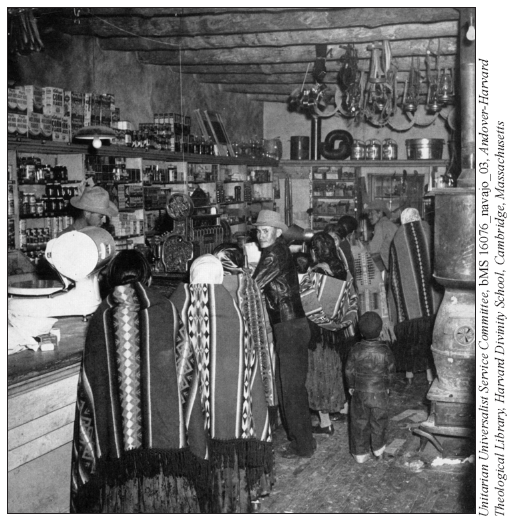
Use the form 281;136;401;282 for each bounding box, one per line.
74;125;116;140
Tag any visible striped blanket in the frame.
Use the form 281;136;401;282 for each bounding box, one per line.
351;240;395;342
299;266;358;335
171;282;274;513
389;220;442;372
70;283;206;513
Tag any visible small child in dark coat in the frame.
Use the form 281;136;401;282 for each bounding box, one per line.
345;311;395;463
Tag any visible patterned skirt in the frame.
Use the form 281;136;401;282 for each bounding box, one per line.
305;329;346;412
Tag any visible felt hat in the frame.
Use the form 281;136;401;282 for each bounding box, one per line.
254;210;289;232
358;311;383;339
365;200;390;219
70;186;119;217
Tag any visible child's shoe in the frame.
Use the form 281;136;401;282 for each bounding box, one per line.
353;453;371;464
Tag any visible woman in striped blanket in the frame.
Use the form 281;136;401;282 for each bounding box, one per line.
304;232;355;436
389;208;442;385
170;254;274;513
70;250;207;513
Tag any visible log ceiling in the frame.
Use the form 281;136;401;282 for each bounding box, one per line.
35;7;461;103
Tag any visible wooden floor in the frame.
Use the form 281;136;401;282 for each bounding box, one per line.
258;372;475;514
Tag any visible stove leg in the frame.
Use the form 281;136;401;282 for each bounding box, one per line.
412;428;444;455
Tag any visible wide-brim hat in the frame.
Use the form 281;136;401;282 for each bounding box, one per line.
364;200;391;219
254;210;289;232
70;186;119;217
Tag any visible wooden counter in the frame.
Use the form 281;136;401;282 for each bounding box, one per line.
8;317;88;514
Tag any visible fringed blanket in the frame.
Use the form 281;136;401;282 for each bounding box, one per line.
171;283;274;513
351;241;395;342
221;271;277;408
70;283;207;513
389;221;442;372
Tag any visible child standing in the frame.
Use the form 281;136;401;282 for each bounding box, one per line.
345;311;395;463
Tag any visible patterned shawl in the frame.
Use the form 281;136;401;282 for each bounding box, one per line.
221;271;277;408
389;220;442;371
389;220;440;323
170;282;274;512
70;283;206;513
351;240;395;342
300;264;358;335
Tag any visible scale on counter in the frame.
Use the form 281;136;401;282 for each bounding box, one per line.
8;227;116;319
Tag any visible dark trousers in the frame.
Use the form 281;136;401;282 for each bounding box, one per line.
349;391;389;455
273;317;315;457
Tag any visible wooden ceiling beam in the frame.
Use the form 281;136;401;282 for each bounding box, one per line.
195;58;457;84
97;22;457;51
53;8;458;37
221;82;434;95
137;38;457;66
164;55;456;76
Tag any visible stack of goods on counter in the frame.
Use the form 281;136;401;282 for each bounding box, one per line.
110;209;144;238
8;84;119;142
117;184;143;210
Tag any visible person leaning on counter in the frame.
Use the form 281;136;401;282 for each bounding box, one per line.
58;185;118;236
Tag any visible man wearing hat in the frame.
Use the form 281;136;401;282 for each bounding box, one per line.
58;185;118;236
252;210;316;459
364;200;397;272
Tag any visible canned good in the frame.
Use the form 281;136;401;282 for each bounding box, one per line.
351;140;366;160
36;199;44;216
57;216;64;231
19;232;27;250
19;219;27;233
29;193;37;204
382;139;398;160
365;139;381;160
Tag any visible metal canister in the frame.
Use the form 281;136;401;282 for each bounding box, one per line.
234;186;242;201
8;187;14;216
29;195;36;215
351;140;366;160
365;139;381;160
19;232;27;250
382;139;398;160
36;199;44;216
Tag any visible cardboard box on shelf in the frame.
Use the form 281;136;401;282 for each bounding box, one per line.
42;87;64;116
8;112;17;135
16;114;28;137
40;115;53;141
25;85;43;114
83;93;92;127
28;113;42;139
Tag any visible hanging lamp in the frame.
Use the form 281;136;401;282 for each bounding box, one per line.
74;125;116;149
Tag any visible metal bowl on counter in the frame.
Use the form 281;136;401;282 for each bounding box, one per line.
406;138;445;160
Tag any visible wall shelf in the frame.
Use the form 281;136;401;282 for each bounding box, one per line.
8;137;278;167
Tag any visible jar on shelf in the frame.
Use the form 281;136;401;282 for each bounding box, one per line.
351;140;365;160
382;139;398;160
365;139;381;160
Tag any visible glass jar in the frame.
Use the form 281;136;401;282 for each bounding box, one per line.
365;139;381;160
351;140;366;160
382;139;398;160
